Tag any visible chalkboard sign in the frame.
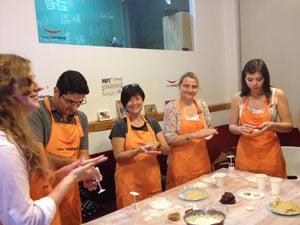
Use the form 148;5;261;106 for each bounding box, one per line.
35;0;125;47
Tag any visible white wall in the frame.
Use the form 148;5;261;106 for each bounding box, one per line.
0;0;240;154
240;0;300;126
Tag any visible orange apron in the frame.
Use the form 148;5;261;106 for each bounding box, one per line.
236;96;287;178
166;99;211;190
115;116;162;209
30;148;62;225
44;97;83;225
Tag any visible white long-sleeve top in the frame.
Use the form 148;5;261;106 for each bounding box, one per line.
0;131;56;225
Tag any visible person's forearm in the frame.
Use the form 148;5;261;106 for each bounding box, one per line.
229;124;242;135
159;143;170;155
79;149;90;159
48;172;76;205
169;133;193;146
46;152;75;170
114;148;142;162
269;121;293;133
54;162;77;184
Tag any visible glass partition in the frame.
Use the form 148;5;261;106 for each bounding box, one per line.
35;0;193;51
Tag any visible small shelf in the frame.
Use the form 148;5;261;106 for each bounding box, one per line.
88;103;230;132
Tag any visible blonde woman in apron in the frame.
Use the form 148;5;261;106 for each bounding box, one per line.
229;59;293;178
109;83;169;209
0;54;106;225
163;72;218;190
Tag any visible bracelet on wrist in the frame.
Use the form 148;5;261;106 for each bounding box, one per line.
185;135;191;142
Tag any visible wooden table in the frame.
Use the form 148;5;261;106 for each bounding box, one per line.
84;168;300;225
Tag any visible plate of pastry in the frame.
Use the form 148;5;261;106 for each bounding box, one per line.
178;187;208;201
266;197;300;216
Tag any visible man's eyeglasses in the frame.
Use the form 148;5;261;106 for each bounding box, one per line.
61;95;86;106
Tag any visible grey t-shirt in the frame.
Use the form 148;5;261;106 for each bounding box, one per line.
27;96;89;150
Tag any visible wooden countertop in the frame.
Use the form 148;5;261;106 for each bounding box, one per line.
84;168;300;225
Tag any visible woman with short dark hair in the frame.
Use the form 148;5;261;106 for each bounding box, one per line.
109;83;169;209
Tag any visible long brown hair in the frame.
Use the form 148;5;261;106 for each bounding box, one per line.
0;54;48;177
240;59;272;99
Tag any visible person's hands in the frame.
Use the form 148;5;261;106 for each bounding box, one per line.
68;155;107;183
70;155;107;169
239;122;273;135
83;179;98;191
138;142;162;155
204;128;219;140
252;121;272;135
192;128;218;139
239;124;257;135
82;167;103;191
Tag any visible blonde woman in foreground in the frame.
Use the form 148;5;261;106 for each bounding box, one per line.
0;54;107;225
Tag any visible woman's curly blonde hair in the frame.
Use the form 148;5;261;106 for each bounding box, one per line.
0;54;50;178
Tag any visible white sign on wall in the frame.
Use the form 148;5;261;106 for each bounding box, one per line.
101;77;122;96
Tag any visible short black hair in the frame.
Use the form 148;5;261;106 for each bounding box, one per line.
121;83;145;107
56;70;89;96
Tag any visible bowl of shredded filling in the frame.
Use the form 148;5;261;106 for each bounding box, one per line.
183;209;225;225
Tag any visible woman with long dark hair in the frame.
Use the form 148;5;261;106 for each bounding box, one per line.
229;58;293;178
